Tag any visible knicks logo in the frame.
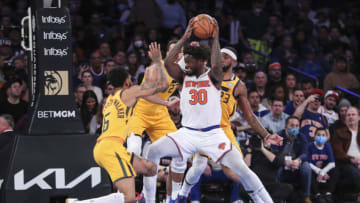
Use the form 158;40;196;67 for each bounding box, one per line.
218;142;226;150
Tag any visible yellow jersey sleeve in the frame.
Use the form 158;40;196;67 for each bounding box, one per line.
220;76;240;128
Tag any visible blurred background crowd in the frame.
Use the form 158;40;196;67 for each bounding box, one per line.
0;0;360;202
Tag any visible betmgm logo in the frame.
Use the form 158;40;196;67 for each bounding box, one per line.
44;70;69;95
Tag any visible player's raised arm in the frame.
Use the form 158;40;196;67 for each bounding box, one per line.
121;50;169;107
164;18;194;83
208;18;223;89
148;42;168;85
235;80;283;146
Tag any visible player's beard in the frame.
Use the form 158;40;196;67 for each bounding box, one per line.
222;65;231;72
185;66;200;76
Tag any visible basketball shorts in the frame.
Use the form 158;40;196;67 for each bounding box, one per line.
129;113;177;142
197;126;242;158
222;126;242;155
167;127;232;163
93;139;136;183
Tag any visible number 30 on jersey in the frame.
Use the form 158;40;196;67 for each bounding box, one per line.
189;89;208;105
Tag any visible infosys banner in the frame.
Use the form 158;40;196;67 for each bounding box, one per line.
1;135;112;203
28;8;84;134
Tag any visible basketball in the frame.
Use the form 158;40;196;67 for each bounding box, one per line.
193;14;215;39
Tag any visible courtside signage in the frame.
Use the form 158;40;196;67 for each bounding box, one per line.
14;167;101;190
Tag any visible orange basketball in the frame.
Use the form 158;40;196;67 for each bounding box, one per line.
193;14;215;39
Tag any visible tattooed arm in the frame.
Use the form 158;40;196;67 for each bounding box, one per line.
121;44;169;107
208;18;223;89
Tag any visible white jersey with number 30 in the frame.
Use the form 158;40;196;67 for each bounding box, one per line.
180;69;222;128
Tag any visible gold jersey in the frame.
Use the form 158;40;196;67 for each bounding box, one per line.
220;75;240;128
134;63;178;116
97;89;133;142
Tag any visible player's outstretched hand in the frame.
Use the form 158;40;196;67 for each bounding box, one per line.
264;133;283;146
148;42;162;62
211;17;219;39
183;18;195;40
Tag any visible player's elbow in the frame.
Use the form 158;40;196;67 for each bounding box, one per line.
158;80;169;93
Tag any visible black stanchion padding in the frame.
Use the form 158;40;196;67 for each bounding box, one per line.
2;134;112;203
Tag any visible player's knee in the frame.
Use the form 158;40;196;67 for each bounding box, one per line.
171;159;187;173
144;161;157;176
146;144;161;161
124;195;135;203
127;133;142;156
193;156;208;171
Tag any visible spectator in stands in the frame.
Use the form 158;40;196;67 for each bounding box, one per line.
271;35;299;68
261;99;289;134
238;0;268;46
89;98;104;135
81;70;103;103
329;26;351;46
103;82;115;98
12;55;27;84
298;45;325;80
285;73;297;101
0;114;15;187
74;84;87;109
241;52;257;83
262;84;286;109
284;89;305;116
89;51;105;87
98;42;112;61
129;0;162;28
301;79;314;98
189;160;242;203
330;99;350;135
0;79;27;124
0;114;14;135
127;34;148;65
316;26;330;53
308;128;338;203
125;52;145;84
332;107;360;193
80;90;99;133
294;88;328;142
267;62;283;90
323;55;360;92
234;65;248;84
104;59;116;74
146;28;160;44
113;51;127;67
245;134;294;202
253;71;267;100
318;90;339;126
155;0;186;30
272;116;312;203
248;89;269;118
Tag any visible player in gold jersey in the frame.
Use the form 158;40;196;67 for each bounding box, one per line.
66;43;169;203
176;47;282;202
126;40;186;203
127;42;180;155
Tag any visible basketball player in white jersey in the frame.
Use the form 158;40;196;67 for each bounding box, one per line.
142;18;283;203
